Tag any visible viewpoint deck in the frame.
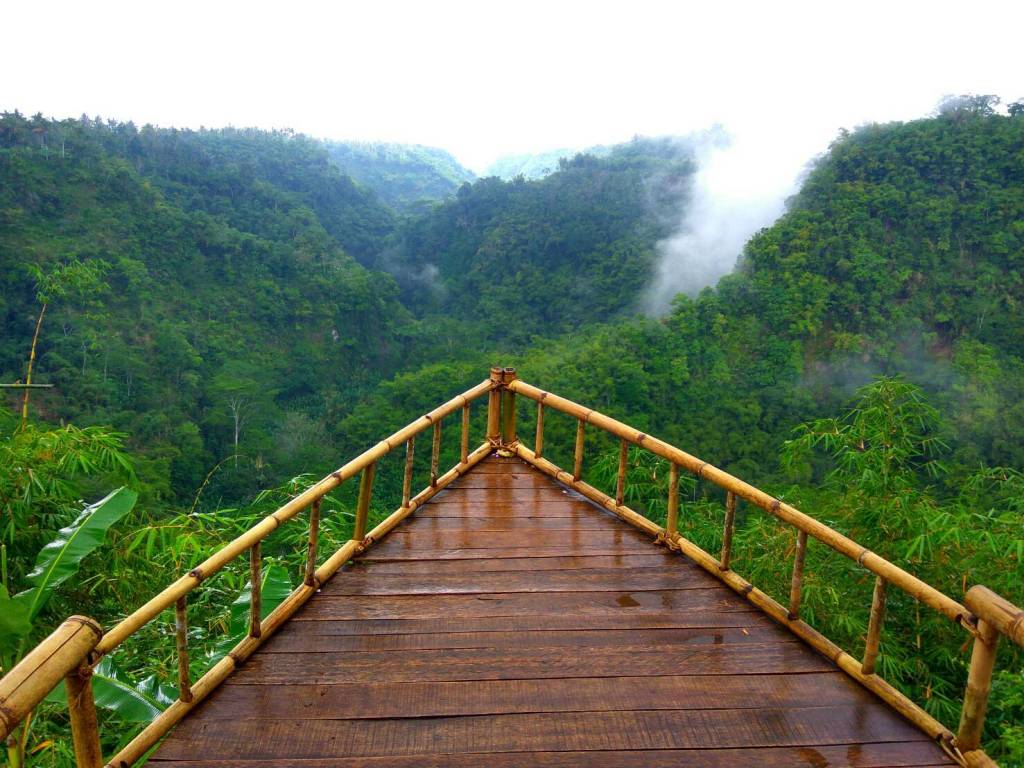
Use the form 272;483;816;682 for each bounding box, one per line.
149;456;954;767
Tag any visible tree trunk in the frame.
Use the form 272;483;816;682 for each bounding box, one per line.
20;302;48;429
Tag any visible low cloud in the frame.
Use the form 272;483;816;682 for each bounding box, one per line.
643;128;810;315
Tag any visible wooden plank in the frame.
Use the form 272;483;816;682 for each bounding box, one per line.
209;671;865;718
320;569;721;596
418;501;601;517
260;625;788;653
446;474;567;488
356;545;672;561
426;488;596;504
344;553;680;573
230;642;830;684
367;529;655;552
283;610;769;636
148;741;953;767
294;588;755;621
151;705;931;759
380;516;625;531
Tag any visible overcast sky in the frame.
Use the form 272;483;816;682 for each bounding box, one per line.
3;0;1021;172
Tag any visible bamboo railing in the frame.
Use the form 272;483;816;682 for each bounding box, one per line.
1;367;1021;767
495;368;1022;768
0;375;499;768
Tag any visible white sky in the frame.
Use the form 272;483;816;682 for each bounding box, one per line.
2;0;1021;173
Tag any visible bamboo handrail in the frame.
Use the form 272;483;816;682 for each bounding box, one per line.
504;373;1022;767
0;378;496;767
94;378;493;656
507;378;973;630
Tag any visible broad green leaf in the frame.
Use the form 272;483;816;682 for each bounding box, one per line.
19;487;138;620
0;583;33;657
47;658;173;722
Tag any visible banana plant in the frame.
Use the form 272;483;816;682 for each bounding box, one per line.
1;487;137;768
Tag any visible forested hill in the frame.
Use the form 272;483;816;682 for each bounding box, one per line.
322;141;476;211
342;103;1024;483
384;137;697;343
0;114;410;502
4;105;1023;507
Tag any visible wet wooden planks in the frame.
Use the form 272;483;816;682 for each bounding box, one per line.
150;455;954;767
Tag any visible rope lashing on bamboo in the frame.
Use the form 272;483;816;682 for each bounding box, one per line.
655;531;682;552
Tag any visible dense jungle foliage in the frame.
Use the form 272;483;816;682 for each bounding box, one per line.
1;98;1023;764
322;140;476;211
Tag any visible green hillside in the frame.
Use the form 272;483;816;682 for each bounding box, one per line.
0;113;409;504
386;137;697;343
322;140;475;211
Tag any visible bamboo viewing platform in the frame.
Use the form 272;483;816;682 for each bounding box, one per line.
1;368;1021;767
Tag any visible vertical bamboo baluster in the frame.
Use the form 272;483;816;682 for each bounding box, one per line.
788;530;808;620
174;596;192;702
353;461;376;542
65;662;103;768
862;575;888;675
572;419;586;481
958;618;1000;751
460;403;470;464
486;367;502;444
615;439;628;506
401;436;415;508
501;386;517;445
430;420;442;486
720;491;737;570
304;498;321;587
249;542;262;639
534;402;545;459
666;463;680;538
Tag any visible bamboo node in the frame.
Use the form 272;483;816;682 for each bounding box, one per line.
740;584;754;596
857;549;871;566
770;499;781;512
0;704;14;733
188;567;204;582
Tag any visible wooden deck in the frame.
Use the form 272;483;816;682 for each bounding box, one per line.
149;456;955;767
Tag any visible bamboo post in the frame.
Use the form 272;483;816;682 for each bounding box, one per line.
353;461;376;541
65;662;102;768
401;437;415;508
486;367;502;444
174;597;192;703
304;498;321;587
862;576;888;675
666;463;680;538
573;419;586;481
720;491;737;570
0;616;101;741
615;439;628;506
430;420;441;486
788;530;808;620
534;401;545;459
249;543;262;639
501;374;517;446
460;403;470;464
958;618;999;751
